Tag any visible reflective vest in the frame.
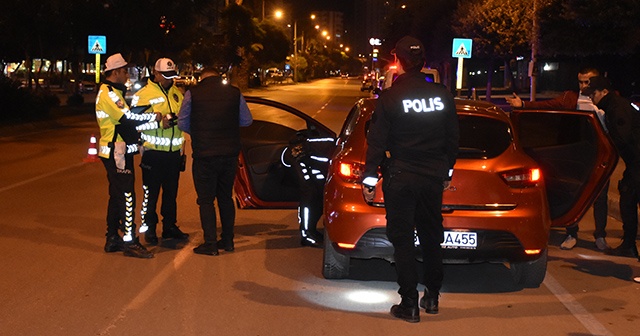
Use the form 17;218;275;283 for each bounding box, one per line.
131;79;184;152
95;83;158;159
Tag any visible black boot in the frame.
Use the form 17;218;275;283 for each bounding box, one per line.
104;234;123;253
419;289;439;314
162;225;189;240
193;242;219;256
606;242;639;258
123;237;154;259
217;239;235;252
390;295;420;323
144;231;159;246
300;231;322;248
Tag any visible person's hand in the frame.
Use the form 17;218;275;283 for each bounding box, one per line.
505;93;523;108
162;113;177;129
362;185;375;203
443;180;451;191
154;112;163;122
162;115;172;129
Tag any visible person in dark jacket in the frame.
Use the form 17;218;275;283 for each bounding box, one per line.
281;130;334;247
362;36;459;323
178;67;253;256
583;75;640;260
507;68;611;252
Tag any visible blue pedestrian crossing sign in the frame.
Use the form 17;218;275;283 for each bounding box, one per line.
452;38;472;59
88;35;107;54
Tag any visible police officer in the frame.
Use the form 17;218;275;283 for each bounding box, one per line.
583;75;640;260
131;58;188;245
96;53;162;258
362;36;459;322
281;130;334;247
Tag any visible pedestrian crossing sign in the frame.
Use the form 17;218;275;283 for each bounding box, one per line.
452;38;472;59
88;35;106;54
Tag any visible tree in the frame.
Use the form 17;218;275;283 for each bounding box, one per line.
539;0;640;57
255;20;290;68
221;3;260;90
453;0;532;99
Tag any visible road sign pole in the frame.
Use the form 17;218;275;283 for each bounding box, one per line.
456;57;464;96
95;54;100;84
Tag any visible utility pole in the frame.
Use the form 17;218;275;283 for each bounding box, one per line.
530;0;539;102
293;20;297;83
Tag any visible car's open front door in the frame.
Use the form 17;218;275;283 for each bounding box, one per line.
511;109;618;227
234;96;337;209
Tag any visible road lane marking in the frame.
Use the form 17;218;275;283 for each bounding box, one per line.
544;273;613;336
0;162;86;193
97;241;196;336
313;97;334;118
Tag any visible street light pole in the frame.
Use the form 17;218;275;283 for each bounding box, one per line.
293;20;297;83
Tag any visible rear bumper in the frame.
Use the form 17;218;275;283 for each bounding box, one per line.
331;228;544;264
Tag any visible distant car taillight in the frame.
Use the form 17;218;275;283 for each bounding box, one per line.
338;161;364;183
500;168;541;188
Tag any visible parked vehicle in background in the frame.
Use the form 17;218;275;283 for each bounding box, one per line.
69;73;98;93
360;73;375;92
174;75;196;87
266;68;283;78
375;65;440;94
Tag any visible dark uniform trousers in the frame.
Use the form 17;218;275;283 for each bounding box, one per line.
192;155;238;244
294;158;325;237
383;169;444;300
101;154;136;237
618;177;640;244
140;150;181;233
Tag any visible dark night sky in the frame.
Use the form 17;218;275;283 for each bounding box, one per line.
289;0;353;18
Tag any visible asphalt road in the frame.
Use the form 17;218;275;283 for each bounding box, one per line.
0;78;639;336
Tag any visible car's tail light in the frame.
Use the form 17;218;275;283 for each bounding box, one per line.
500;168;541;188
338;161;365;183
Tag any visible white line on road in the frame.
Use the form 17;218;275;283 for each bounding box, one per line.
97;242;195;335
544;273;613;336
0;161;87;193
313;97;334;118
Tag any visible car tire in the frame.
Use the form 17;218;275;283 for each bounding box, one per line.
322;230;350;279
510;249;547;288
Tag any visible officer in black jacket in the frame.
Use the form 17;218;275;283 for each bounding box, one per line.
282;129;334;247
362;36;459;322
583;76;640;260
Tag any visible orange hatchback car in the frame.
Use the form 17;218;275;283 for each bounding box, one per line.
234;97;616;288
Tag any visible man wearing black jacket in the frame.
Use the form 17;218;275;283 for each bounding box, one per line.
362;36;459;322
583;76;640;260
178;67;253;256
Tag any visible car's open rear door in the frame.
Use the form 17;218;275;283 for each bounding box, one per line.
511;109;618;227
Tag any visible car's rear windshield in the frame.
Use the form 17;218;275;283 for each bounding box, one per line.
458;115;511;159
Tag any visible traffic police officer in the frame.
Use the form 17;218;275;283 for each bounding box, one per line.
281;130;334;247
362;36;459;322
131;58;188;245
96;53;161;258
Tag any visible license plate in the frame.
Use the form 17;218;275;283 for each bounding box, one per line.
414;230;478;249
441;231;477;249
